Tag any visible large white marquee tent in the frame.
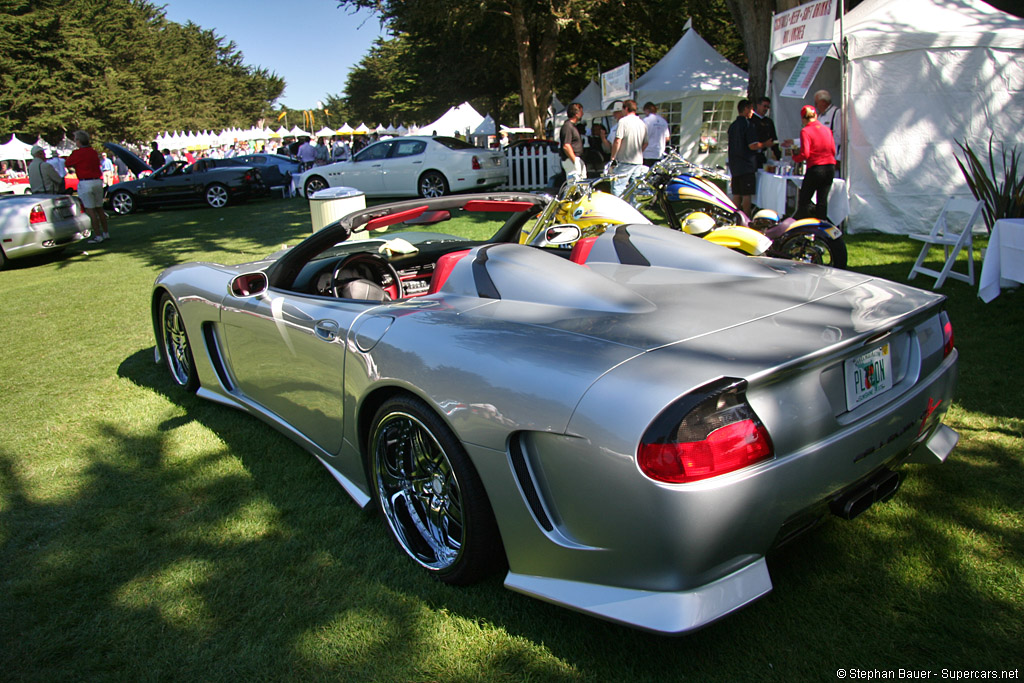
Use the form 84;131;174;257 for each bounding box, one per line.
770;0;1024;234
634;25;749;167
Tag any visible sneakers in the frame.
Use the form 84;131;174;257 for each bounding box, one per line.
87;233;109;244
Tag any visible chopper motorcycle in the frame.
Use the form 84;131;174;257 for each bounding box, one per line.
618;150;848;268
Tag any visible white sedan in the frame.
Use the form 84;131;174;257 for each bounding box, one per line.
295;136;507;198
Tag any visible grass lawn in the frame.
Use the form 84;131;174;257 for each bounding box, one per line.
1;199;1021;681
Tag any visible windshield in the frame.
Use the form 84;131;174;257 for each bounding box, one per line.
432;136;480;150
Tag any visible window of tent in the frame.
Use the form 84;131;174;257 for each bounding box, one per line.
657;99;733;156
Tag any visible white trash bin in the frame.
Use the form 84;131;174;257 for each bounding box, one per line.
309;186;366;233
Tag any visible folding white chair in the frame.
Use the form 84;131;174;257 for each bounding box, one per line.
908;197;984;288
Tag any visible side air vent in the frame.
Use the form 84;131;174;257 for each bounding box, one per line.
508;434;554;532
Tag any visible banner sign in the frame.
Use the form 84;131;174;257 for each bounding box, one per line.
771;0;836;54
601;63;631;108
780;42;832;99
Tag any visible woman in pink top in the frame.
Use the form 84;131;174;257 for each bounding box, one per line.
792;105;837;221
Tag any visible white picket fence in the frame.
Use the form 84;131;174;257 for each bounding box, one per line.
502;145;560;191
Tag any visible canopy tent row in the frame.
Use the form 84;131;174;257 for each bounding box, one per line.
769;0;1024;234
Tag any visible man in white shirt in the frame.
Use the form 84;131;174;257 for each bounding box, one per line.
814;89;842;164
609;99;648;196
641;102;671;167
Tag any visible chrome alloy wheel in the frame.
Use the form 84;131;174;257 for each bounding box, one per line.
372;411;465;571
160;296;194;388
205;184;229;208
110;191;134;215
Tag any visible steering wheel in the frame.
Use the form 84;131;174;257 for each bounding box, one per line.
331;252;402;300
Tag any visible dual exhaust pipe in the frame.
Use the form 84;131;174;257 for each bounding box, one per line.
829;468;902;520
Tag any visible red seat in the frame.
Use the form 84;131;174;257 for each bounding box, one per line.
569;236;598;264
428;249;472;294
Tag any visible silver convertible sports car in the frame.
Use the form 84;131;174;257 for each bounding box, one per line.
0;193;91;268
152;193;959;634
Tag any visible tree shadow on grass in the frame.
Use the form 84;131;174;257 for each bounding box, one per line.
6;337;1018;680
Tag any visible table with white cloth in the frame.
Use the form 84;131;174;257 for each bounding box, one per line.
755;170;849;224
978;218;1024;302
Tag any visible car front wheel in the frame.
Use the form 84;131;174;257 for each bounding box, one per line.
110;190;135;215
418;171;449;198
205;183;229;208
304;176;328;197
369;395;504;585
157;293;199;392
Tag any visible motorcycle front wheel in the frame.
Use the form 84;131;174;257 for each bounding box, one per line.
769;226;848;269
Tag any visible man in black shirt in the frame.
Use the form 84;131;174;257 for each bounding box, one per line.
751;97;779;170
727;99;764;215
559;102;585;181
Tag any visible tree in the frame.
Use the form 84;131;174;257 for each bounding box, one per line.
0;0;284;142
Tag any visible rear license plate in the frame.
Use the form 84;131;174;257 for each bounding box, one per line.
56;206;73;219
844;343;893;410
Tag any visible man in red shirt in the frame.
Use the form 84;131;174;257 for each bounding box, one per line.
792;105;837;221
65;130;109;243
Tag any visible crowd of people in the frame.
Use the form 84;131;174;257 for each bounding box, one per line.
558;98;672;197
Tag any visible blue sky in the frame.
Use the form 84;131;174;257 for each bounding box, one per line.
159;0;388;110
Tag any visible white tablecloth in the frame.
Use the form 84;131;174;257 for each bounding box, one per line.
755;171;849;224
979;218;1024;302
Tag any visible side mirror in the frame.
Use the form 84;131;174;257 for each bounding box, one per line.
229;272;268;298
542;224;582;246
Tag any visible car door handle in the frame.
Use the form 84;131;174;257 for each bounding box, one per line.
314;319;340;341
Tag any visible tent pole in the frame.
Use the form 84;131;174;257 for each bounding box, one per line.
839;0;847;181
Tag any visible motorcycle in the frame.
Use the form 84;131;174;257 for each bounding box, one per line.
519;171;775;259
619;150;848;268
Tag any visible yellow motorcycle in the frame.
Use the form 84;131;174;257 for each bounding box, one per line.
518;173;773;257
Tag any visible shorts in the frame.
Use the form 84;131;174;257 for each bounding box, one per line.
731;172;756;196
77;178;105;209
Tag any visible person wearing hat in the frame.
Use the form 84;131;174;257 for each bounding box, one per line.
28;144;64;195
791;104;837;221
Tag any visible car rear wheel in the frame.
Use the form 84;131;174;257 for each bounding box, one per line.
0;247;6;270
304;176;328;197
205;183;229;208
157;293;199;392
110;190;135;215
369;395;504;585
418;171;449;198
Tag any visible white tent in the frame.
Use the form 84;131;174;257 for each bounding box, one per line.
0;135;34;161
421;102;485;138
770;0;1024;234
634;26;748;167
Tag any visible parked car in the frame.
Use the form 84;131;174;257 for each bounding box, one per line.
150;193;959;635
295;136;507;199
104;159;267;215
0;193;90;268
209;153;300;188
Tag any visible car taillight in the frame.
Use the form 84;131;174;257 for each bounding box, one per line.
29;205;46;225
638;378;773;483
940;310;954;357
471;156;482;170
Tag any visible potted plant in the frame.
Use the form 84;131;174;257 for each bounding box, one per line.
954;138;1024;233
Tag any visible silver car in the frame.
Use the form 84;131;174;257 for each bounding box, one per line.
0;194;90;268
151;193;959;634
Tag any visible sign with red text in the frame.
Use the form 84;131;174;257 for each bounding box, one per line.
771;0;836;54
780;42;832;98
